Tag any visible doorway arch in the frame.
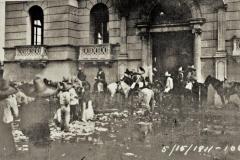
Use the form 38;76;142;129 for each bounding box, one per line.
138;0;204;82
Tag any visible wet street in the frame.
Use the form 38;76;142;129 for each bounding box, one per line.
7;99;240;160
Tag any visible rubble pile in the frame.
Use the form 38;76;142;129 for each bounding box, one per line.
50;121;95;141
12;122;29;151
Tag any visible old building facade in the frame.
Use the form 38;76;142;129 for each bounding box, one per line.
3;0;240;103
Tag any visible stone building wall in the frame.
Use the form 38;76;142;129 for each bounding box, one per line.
4;0;121;84
225;0;240;81
4;1;79;81
4;0;240;104
0;1;5;61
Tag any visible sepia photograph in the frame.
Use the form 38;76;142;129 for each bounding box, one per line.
0;0;240;160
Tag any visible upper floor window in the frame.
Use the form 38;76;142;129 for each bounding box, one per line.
90;4;109;44
29;6;44;45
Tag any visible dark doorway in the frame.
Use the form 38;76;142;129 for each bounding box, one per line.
152;31;193;77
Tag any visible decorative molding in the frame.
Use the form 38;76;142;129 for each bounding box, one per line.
87;0;112;10
15;45;48;68
24;1;48;12
192;28;202;35
78;44;114;62
15;45;48;61
138;0;202;25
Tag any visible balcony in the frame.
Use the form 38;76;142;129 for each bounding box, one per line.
15;45;48;68
15;45;48;61
79;44;115;64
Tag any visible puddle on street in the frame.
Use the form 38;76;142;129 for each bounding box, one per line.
11;106;240;160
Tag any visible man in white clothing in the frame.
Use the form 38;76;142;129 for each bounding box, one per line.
164;71;173;93
56;82;71;131
69;85;79;121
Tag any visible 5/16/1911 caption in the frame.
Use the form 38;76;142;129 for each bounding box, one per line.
162;144;240;156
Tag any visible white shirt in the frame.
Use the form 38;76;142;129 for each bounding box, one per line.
164;77;174;93
69;88;79;105
58;91;70;107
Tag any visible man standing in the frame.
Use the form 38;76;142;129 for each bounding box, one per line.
69;82;79;122
0;78;17;159
176;66;185;93
164;71;174;93
186;65;197;82
184;65;198;107
20;77;58;160
95;67;107;92
56;82;71;131
77;67;86;82
185;65;197;91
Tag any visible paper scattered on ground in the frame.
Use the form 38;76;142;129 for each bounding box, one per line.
50;121;95;141
123;152;138;157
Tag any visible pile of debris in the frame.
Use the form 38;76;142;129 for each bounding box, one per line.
50;121;95;141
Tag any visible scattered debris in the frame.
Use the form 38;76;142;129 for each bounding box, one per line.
123;152;138;158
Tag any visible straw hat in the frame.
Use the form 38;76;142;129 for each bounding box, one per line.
62;82;72;91
188;65;196;71
0;79;18;100
20;77;58;98
125;69;132;75
138;67;145;74
178;66;183;72
164;71;171;77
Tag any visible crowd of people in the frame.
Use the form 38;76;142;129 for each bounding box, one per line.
0;68;98;159
0;64;199;159
159;65;198;94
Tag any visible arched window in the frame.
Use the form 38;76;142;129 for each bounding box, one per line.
90;4;109;44
29;6;44;45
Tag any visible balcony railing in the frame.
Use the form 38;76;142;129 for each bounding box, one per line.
15;45;48;61
79;44;113;61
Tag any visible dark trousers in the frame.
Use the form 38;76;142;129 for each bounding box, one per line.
70;104;78;121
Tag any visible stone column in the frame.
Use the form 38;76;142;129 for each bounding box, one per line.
214;6;227;105
141;33;150;78
217;8;226;51
215;6;227;81
141;35;148;69
120;16;127;57
0;1;5;61
118;16;128;79
193;27;202;82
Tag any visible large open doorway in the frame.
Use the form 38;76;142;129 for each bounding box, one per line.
152;31;194;78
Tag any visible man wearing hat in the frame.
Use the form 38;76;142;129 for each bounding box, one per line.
0;78;18;159
77;67;87;82
68;81;79;122
55;81;71;131
164;71;173;93
175;67;185;91
121;69;133;86
95;67;107;92
186;65;197;82
185;65;197;90
174;66;185;107
20;77;58;160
